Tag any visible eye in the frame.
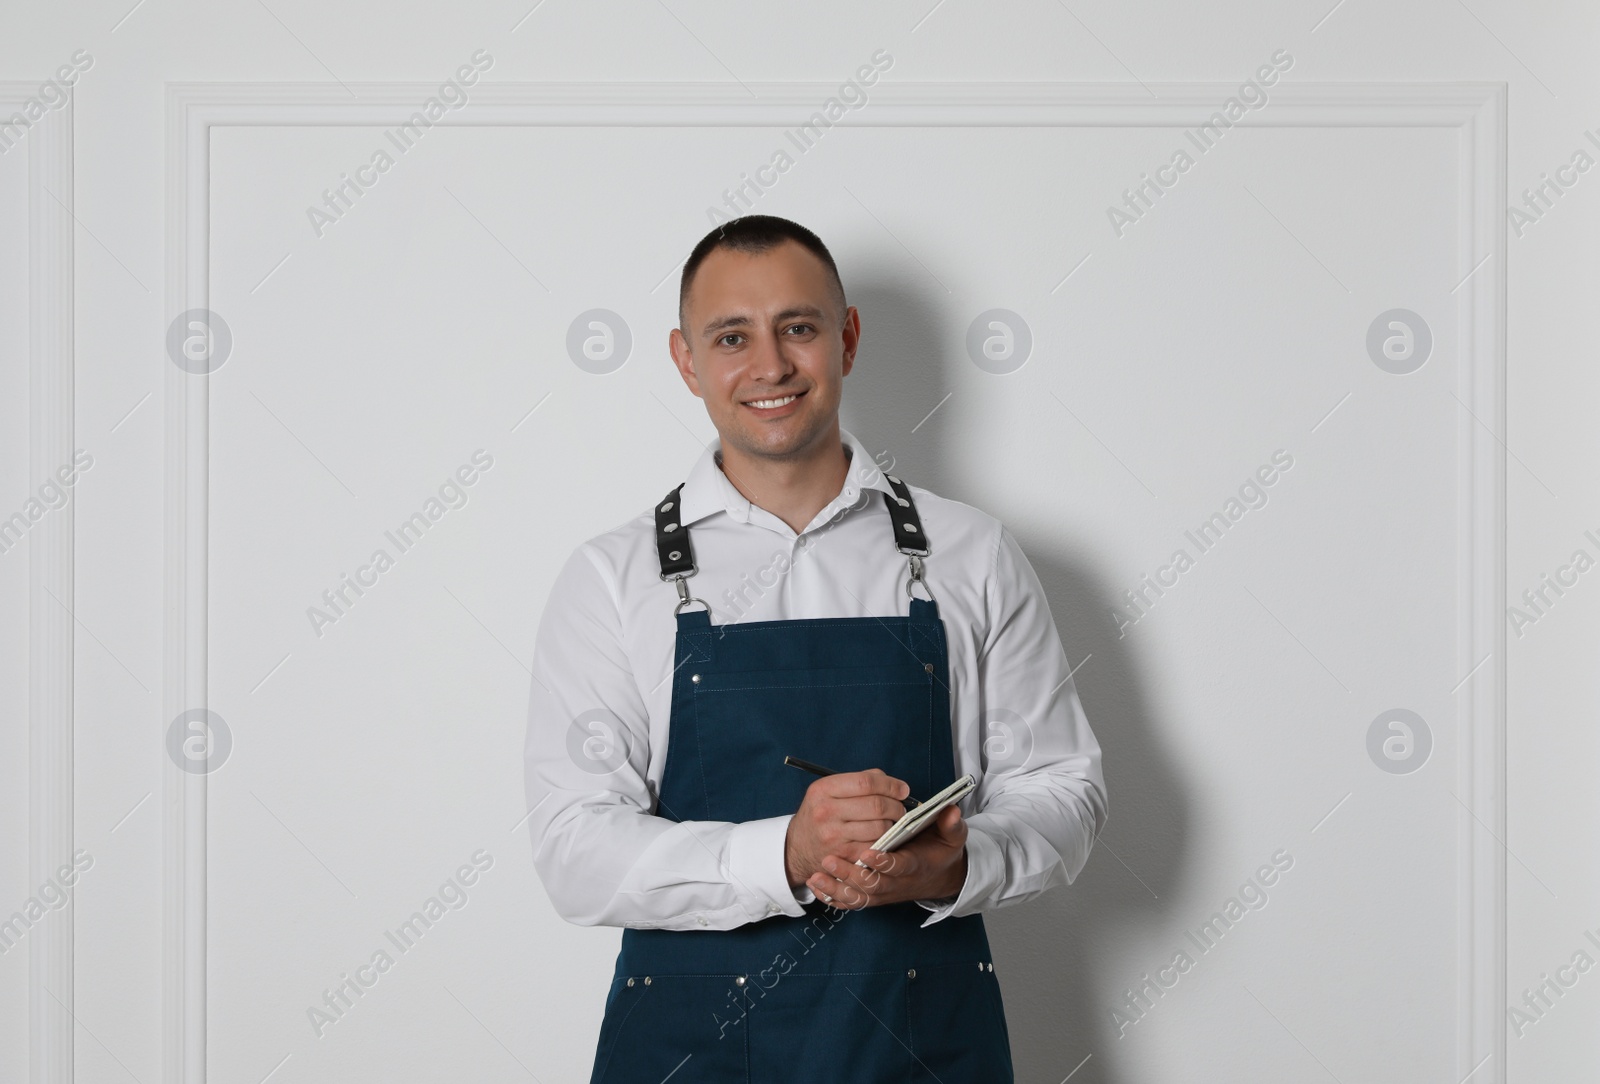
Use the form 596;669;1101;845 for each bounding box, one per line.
785;323;814;336
717;332;745;347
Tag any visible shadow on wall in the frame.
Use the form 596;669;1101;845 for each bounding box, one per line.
841;270;1190;1084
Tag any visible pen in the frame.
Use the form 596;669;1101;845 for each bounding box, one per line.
783;756;920;807
782;755;837;777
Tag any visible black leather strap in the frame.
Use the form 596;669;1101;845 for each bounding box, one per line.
654;472;928;580
880;473;929;556
654;484;695;580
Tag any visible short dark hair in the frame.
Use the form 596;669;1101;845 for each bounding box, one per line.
678;215;847;334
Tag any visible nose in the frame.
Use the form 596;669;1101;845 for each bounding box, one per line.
745;327;795;384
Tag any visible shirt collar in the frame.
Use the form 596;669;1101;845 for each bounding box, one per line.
675;427;897;530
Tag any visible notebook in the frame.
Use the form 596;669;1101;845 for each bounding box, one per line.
862;773;975;856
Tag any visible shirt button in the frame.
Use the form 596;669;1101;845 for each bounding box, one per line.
768;904;780;914
696;916;708;926
735;975;747;986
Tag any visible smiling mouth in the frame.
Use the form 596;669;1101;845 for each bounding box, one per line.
743;391;804;410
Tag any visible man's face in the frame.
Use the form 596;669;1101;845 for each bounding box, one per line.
670;239;859;463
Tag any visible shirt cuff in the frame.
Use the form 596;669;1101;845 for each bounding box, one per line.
915;824;1001;927
727;814;809;920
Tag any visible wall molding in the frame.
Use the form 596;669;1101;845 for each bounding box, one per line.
2;82;77;1084
164;81;1507;1083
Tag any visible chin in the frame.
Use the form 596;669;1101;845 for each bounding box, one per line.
728;416;824;456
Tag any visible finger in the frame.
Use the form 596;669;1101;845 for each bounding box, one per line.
855;847;906;876
845;856;895;899
809;867;868;910
849;857;893;892
819;769;910;803
831;852;902;896
828;793;908;824
860;768;911;801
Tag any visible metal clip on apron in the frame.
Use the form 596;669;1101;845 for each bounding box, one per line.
587;473;1015;1084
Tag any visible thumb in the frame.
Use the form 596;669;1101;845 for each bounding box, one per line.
931;804;966;846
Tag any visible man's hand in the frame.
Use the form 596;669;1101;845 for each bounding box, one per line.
784;768;910;890
805;804;970;911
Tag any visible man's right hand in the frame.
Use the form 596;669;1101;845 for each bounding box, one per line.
784;768;910;889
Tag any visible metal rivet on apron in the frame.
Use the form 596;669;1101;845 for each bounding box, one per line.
668;549;682;560
627;977;636;987
977;962;984;972
660;501;674;512
643;976;652;985
665;521;679;533
924;662;934;673
735;975;747;986
987;962;994;972
895;496;909;507
906;968;916;979
903;522;918;533
888;475;901;484
691;673;701;683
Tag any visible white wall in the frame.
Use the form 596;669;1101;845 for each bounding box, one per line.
1;2;1594;1081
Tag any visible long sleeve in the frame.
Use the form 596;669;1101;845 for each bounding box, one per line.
523;544;812;931
915;522;1109;926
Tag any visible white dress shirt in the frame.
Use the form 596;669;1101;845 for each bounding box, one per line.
523;427;1108;931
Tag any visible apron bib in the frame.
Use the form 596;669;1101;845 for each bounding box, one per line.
588;474;1014;1084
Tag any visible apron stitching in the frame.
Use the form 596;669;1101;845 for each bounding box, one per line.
699;679;927;693
656;658;684;819
904;976;916;1084
698;619;922;632
690;686;712;818
593;982;646;1084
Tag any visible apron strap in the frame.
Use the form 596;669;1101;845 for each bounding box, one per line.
654;483;710;614
653;470;935;601
880;474;929;556
881;473;935;601
654;483;696;579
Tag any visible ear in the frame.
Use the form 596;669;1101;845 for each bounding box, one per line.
668;327;702;397
840;305;861;377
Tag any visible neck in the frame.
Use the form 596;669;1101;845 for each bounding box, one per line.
716;424;851;535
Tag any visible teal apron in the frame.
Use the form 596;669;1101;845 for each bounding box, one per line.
587;474;1014;1083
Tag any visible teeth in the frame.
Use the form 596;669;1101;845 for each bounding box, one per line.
747;395;797;409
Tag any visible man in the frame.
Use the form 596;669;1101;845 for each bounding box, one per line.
524;215;1107;1082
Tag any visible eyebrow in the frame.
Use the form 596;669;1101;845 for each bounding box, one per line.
700;305;828;339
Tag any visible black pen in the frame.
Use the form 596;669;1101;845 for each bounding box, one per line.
783;756;920;807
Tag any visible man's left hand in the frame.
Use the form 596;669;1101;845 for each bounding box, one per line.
806;804;968;910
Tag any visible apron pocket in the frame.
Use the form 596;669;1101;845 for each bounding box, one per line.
747;969;915;1084
906;961;1014;1084
689;664;939;822
590;974;749;1084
